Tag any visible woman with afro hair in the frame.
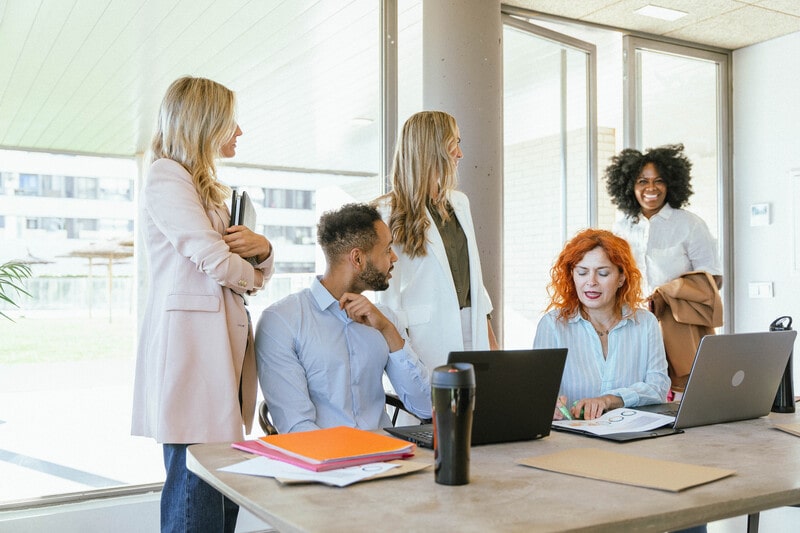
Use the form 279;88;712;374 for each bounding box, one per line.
604;143;722;296
605;144;723;402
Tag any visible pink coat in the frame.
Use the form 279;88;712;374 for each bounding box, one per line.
131;159;274;443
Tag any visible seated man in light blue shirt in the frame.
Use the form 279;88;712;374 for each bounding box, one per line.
255;203;432;433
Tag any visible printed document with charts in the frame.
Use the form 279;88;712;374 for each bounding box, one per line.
552;408;675;436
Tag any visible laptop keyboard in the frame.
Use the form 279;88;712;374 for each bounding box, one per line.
637;402;680;417
660;405;679;417
402;428;433;449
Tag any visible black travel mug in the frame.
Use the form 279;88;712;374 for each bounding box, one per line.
432;363;476;486
770;316;795;413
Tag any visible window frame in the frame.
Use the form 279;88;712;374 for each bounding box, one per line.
623;35;733;330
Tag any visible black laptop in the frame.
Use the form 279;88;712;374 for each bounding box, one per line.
384;348;568;448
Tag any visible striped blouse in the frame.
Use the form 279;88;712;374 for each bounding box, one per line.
533;307;670;407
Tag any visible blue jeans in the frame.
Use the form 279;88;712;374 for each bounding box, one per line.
162;444;239;533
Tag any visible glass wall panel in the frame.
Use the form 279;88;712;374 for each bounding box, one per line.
627;36;730;328
502;21;594;348
637;49;720;242
0;150;148;503
524;19;624;230
502;12;731;340
0;0;383;504
397;0;423;125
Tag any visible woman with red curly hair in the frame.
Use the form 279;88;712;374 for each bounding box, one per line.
533;229;669;420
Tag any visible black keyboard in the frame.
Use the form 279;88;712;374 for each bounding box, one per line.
385;426;434;448
405;429;433;448
636;402;680;417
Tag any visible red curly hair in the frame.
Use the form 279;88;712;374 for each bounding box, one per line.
545;228;644;320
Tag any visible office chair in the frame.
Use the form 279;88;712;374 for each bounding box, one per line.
384;392;433;426
256;394;428;436
258;400;278;436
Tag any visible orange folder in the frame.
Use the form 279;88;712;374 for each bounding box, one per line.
256;426;415;466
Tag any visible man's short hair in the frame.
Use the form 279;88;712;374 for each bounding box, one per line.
317;203;382;261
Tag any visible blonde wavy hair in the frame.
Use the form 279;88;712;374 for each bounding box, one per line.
379;111;460;258
150;76;237;208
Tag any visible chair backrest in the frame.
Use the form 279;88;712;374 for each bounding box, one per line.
384;392;431;425
258;400;278;435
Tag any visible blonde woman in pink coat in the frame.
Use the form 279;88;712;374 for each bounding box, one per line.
132;77;274;533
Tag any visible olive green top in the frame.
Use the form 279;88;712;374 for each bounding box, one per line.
429;202;471;308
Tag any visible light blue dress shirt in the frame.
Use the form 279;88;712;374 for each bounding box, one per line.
533;307;669;407
255;276;432;433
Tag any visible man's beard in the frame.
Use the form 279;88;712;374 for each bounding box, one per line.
358;260;390;291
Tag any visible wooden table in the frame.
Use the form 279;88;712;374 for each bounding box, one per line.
187;412;800;532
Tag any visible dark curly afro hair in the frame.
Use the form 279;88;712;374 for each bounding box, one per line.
604;143;694;219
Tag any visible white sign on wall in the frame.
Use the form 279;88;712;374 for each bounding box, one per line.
750;203;770;226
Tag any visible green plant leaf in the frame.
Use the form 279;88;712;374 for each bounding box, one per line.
0;261;33;321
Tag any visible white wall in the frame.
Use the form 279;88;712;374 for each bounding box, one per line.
733;31;800;387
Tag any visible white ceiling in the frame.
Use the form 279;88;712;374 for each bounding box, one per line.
510;0;800;50
0;0;798;173
0;0;383;174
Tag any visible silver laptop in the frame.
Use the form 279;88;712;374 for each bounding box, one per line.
385;348;568;448
640;330;797;429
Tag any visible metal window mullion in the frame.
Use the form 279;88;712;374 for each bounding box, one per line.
380;0;398;194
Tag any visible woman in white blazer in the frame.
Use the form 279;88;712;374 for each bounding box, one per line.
375;111;497;376
131;77;273;533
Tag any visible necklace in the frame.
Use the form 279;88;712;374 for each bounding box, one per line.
581;310;617;338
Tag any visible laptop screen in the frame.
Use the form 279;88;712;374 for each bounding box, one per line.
446;348;567;444
671;330;796;429
386;348;567;447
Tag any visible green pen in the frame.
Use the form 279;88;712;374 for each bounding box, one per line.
557;403;574;420
572;400;585;419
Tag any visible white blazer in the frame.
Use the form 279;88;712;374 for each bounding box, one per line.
131;159;274;444
376;190;493;371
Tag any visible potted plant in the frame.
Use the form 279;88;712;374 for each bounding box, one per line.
0;261;32;321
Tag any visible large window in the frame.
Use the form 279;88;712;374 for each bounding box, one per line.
502;17;597;348
0;0;390;506
625;36;731;327
502;10;731;345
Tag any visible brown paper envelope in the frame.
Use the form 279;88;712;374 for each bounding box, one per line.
277;459;431;485
774;423;800;438
518;448;735;492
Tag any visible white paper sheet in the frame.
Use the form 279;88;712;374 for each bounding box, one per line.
218;456;399;487
552;408;674;436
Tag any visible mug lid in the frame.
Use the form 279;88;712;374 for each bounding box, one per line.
431;362;475;388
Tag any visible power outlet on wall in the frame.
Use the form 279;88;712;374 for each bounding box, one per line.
748;282;773;298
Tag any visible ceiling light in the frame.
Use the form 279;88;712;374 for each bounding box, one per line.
634;4;688;22
350;117;374;126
